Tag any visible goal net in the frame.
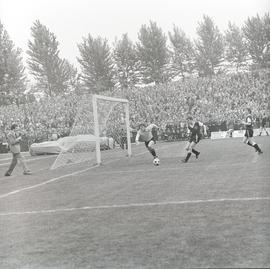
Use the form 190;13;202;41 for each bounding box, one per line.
51;94;132;169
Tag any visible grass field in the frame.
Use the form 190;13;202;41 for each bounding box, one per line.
0;136;269;269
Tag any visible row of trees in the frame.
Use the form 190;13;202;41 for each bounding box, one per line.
0;13;270;104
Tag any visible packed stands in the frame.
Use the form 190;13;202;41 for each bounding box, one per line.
0;71;269;151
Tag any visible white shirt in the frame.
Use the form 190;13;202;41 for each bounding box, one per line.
136;124;157;142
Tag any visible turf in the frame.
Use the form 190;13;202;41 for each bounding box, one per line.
0;136;269;268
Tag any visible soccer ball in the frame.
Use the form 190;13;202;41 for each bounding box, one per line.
153;158;160;166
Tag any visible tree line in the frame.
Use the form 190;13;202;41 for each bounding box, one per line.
0;13;269;105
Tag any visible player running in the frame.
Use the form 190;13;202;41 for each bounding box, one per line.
182;116;207;163
242;108;263;154
135;123;159;161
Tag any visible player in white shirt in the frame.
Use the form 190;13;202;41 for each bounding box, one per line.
135;123;159;160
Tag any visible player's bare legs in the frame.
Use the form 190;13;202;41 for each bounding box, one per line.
182;141;199;163
146;140;158;159
190;141;200;159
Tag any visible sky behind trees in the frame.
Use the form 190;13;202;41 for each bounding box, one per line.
0;0;269;66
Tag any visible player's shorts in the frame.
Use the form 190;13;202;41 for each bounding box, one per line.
189;134;201;144
244;129;253;138
145;137;155;148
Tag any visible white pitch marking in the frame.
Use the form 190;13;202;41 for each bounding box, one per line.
0;143;177;198
0;144;164;199
0;141;264;199
0;155;56;167
0;164;99;199
0;151;268;197
0;196;270;217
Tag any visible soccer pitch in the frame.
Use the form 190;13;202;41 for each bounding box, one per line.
0;137;269;268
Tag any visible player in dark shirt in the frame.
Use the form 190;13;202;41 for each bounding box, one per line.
182;116;207;163
242;108;263;154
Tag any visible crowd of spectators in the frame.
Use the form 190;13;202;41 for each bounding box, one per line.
0;70;269;151
0;94;78;150
124;70;270;132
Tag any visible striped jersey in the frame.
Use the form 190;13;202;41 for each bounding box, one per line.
245;114;253;130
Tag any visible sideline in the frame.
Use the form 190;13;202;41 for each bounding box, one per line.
0;164;99;199
0;196;269;216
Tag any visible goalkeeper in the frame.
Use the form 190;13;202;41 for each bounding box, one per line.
135;123;159;160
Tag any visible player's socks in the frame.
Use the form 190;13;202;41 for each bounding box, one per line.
149;148;157;157
254;144;263;154
183;152;191;163
192;149;200;158
251;143;258;152
247;141;257;151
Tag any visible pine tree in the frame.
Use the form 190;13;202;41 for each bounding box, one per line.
168;25;195;79
243;13;270;69
225;22;248;71
63;60;80;93
0;21;26;106
113;34;140;89
77;34;115;93
195;15;224;76
136;21;169;84
27;20;75;96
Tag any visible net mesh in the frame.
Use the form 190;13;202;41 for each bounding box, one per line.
51;94;129;169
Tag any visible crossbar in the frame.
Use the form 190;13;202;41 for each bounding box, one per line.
93;94;129;103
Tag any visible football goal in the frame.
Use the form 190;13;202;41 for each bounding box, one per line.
51;94;132;169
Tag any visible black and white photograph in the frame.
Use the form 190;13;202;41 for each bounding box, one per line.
0;0;269;268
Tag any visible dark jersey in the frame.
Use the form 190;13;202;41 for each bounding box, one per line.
188;121;203;142
244;114;254;137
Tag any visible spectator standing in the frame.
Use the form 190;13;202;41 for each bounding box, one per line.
259;112;269;136
5;124;31;176
226;119;234;138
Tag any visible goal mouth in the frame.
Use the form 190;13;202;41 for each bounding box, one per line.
50;94;132;170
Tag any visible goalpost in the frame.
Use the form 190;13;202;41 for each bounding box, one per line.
92;94;132;165
51;94;132;169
